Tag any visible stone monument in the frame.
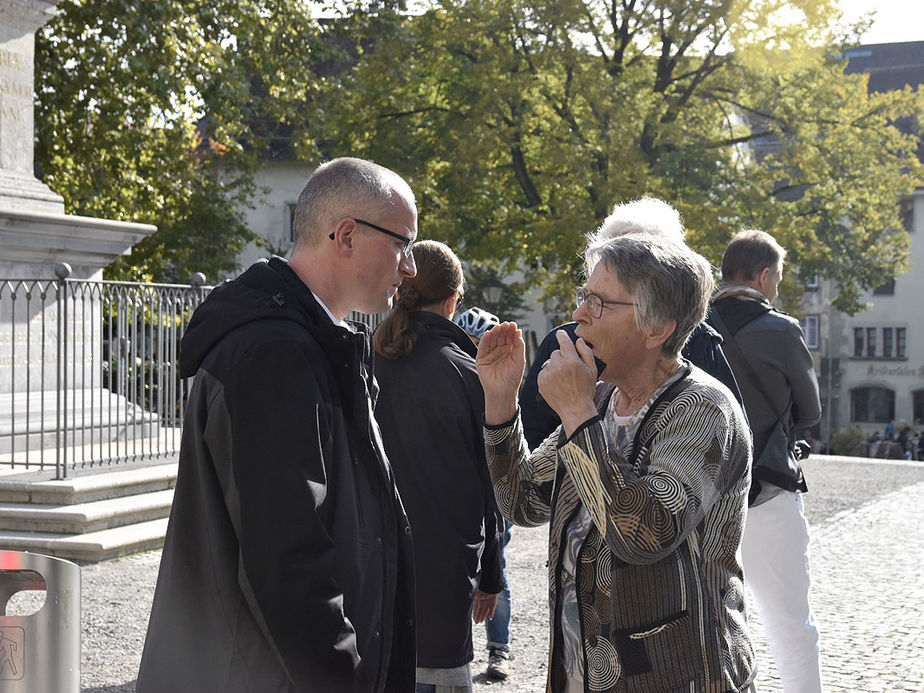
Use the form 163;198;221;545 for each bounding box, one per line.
1;0;159;468
0;0;156;280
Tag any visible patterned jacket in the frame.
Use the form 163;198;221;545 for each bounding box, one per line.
485;365;756;692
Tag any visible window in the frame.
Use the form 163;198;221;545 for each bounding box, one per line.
804;274;819;290
802;315;820;349
850;387;895;423
915;389;924;426
900;198;914;232
854;327;864;357
873;279;895;295
286;202;297;243
853;326;907;359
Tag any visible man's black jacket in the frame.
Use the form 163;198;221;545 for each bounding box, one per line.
137;257;416;692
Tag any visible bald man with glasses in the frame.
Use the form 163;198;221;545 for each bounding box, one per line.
139;158;419;693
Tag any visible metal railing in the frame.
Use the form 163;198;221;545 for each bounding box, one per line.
1;265;210;479
1;264;385;480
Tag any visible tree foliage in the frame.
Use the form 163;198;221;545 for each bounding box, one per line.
34;0;329;282
320;0;923;315
34;1;923;313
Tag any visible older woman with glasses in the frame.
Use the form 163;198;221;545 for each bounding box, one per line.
476;234;756;693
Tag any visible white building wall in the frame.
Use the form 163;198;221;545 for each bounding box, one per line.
831;190;924;438
236;162;316;270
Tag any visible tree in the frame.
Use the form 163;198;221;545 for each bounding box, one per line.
319;0;923;316
34;0;330;282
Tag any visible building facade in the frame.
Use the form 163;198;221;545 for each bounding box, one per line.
810;190;923;442
805;42;924;445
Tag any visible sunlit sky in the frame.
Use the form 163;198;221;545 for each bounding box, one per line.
839;0;924;44
312;1;923;45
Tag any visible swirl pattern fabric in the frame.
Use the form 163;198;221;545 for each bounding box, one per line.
483;364;756;692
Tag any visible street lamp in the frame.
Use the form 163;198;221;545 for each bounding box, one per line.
483;277;504;307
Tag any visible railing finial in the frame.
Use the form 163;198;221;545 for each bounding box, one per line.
189;272;207;287
54;262;72;279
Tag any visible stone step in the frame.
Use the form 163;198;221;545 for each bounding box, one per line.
0;420;163;455
0;426;182;467
0;488;173;534
0;461;178;504
0;388;170;454
0;518;169;562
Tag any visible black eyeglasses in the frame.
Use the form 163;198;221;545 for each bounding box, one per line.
329;218;415;258
455;292;464;312
575;286;635;319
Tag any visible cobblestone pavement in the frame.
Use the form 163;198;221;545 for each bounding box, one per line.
469;455;924;692
74;455;924;692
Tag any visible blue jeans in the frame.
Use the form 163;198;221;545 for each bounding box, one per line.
485;521;512;649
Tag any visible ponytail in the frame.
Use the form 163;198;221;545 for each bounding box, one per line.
373;240;463;359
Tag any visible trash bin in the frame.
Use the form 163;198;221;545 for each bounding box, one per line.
0;551;80;692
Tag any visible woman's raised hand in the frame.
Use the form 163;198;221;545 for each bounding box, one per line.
476;322;525;425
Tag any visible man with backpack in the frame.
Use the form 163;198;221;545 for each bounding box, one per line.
709;229;823;692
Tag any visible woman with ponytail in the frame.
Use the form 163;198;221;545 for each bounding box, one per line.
374;240;504;693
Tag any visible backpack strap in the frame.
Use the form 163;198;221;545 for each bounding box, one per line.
709;306;787;424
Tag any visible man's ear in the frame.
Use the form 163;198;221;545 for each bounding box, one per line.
757;266;772;288
329;218;357;254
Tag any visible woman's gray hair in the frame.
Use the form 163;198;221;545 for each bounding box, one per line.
592;234;715;358
292;157;416;248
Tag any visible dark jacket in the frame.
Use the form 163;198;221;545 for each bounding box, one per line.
520;321;743;450
708;284;822;503
373;311;504;669
137;257;416;693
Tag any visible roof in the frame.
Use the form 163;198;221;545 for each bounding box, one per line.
843;41;924;93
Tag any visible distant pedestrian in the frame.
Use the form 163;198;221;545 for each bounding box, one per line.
374;243;504;693
898;427;912;460
709;229;823;692
455;307;513;681
137;157;419;692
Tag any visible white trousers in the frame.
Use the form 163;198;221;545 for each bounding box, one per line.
742;491;822;692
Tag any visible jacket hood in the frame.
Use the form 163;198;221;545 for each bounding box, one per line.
179;257;324;378
712;281;770;306
711;284;774;337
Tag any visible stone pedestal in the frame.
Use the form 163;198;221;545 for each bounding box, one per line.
0;0;160;470
1;0;64;213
